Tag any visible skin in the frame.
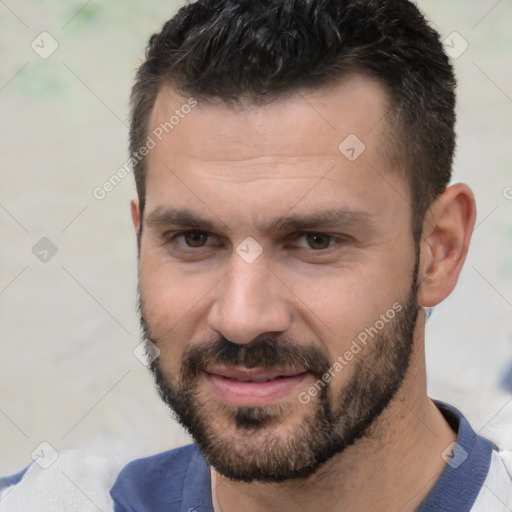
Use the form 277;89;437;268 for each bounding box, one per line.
131;73;476;511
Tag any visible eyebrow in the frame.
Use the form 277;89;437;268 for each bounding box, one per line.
146;207;218;231
270;209;374;233
145;206;375;234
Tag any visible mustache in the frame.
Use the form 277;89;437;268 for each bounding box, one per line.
138;291;331;380
148;334;332;382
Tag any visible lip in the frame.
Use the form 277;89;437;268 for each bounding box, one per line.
203;366;310;406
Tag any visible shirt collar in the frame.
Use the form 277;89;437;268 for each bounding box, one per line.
416;399;493;511
178;399;493;512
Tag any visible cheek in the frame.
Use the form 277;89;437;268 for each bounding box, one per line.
289;263;405;357
138;257;219;360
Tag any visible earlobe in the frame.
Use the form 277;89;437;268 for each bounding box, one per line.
418;183;476;308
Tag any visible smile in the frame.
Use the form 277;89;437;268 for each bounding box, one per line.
203;367;310;406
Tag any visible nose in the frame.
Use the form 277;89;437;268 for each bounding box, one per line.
207;256;292;345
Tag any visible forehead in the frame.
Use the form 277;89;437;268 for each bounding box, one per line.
148;73;390;164
143;73;407;229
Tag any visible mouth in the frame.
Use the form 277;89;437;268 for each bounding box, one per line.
203;366;310;406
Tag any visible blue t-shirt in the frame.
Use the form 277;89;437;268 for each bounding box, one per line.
1;401;511;510
109;401;504;511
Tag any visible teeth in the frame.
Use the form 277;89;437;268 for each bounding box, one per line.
226;376;281;383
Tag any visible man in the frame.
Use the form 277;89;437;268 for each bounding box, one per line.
109;0;512;510
1;0;510;511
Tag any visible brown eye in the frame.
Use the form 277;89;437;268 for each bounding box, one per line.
182;231;209;247
305;233;334;250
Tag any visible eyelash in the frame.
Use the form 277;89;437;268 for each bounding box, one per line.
165;230;347;251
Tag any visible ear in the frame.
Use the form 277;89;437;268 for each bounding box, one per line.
131;198;143;255
131;197;141;234
418;183;476;307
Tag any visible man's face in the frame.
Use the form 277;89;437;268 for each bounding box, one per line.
135;74;421;482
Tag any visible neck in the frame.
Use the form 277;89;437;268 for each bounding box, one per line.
211;324;456;512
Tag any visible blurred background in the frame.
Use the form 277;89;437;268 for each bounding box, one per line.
0;0;511;475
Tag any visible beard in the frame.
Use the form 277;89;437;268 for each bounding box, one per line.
139;256;420;483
